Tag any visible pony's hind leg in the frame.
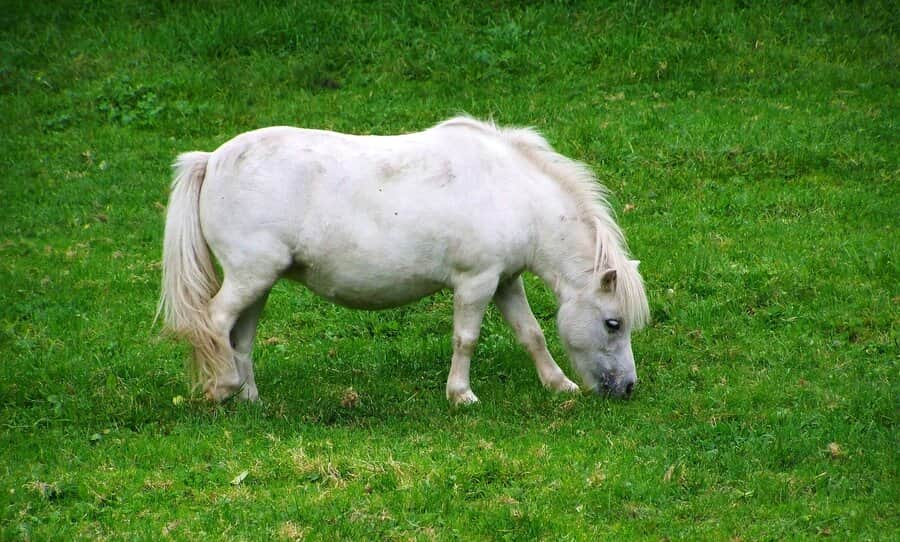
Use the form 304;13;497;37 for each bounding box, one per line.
206;276;276;401
229;292;270;401
494;276;580;393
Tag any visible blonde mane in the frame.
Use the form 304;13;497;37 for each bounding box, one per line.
437;116;651;329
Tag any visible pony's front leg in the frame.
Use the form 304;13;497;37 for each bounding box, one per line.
446;273;499;406
494;276;579;393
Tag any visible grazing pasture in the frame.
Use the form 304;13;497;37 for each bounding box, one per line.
1;1;896;539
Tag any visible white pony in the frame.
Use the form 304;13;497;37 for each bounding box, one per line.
158;117;649;405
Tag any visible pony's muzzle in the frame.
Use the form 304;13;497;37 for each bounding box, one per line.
597;374;636;399
204;375;246;403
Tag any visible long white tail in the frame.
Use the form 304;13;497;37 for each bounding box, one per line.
157;151;231;392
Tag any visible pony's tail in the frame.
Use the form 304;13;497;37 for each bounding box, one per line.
156;151;231;394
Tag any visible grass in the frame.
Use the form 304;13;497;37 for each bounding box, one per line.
1;0;897;539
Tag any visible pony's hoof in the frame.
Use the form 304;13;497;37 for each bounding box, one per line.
541;372;581;393
551;378;581;393
448;389;479;406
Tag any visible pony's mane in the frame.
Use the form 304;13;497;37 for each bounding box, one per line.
436;116;650;329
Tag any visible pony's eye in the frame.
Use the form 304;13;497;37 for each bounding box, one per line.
604;319;621;332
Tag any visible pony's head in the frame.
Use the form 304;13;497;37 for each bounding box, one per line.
557;262;647;398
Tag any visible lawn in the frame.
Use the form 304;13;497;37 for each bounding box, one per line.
1;1;897;539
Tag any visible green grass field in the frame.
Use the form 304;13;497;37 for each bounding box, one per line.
1;1;897;539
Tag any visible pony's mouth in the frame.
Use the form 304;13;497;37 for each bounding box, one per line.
594;374;635;399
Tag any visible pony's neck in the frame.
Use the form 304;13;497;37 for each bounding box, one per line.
530;213;597;303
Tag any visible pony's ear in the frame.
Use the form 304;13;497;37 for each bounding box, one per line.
597;268;617;293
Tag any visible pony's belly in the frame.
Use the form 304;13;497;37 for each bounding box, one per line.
285;264;445;310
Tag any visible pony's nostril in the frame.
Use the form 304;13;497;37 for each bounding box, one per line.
624;381;634;397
